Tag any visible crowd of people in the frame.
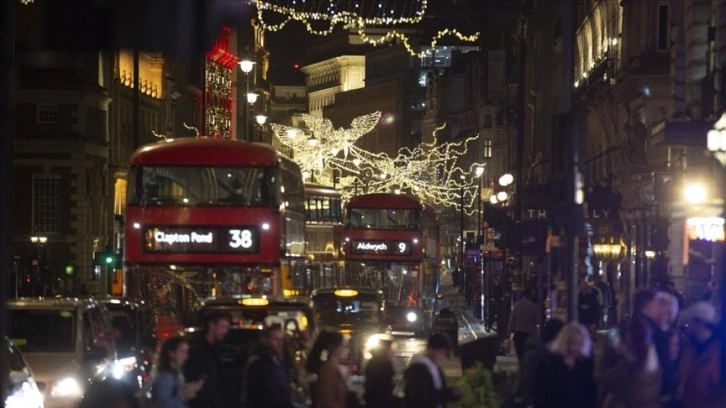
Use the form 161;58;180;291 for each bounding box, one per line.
506;285;724;408
136;310;460;408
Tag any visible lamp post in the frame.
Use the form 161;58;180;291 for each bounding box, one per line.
460;174;466;276
475;166;485;323
704;113;726;385
238;59;255;141
255;114;267;142
30;235;48;296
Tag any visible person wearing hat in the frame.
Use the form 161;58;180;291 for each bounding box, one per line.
678;301;724;408
402;334;461;408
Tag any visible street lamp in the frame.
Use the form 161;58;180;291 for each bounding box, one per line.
255;114;267;142
30;235;48;296
308;132;318;147
238;59;256;141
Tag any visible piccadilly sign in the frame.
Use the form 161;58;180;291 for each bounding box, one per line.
143;226;260;253
686;217;725;242
351;240;413;256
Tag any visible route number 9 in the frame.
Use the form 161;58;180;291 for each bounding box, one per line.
229;229;254;249
398;242;408;253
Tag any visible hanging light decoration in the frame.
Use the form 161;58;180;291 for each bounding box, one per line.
272;116;485;213
250;0;480;57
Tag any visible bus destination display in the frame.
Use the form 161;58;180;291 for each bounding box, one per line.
351;240;412;256
143;226;260;254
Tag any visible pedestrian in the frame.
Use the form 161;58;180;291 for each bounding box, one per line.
150;336;205;408
363;336;396;408
182;311;231;408
242;323;296;408
451;268;460;287
595;273;614;329
611;288;679;408
508;287;539;362
506;318;564;408
531;321;597;408
402;333;461;408
678;301;724;408
307;329;350;408
600;316;662;408
578;279;600;336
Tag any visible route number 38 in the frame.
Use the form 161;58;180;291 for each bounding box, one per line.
229;229;254;249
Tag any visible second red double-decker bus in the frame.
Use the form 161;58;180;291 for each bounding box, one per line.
124;137;306;323
341;193;439;336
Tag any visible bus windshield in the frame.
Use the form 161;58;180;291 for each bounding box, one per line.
347;208;420;229
128;166;274;207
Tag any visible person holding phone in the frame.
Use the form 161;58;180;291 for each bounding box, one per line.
151;336;204;408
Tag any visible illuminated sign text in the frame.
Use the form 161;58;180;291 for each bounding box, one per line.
143;226;260;253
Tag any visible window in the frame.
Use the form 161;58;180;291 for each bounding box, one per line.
657;4;669;51
482;139;493;159
114;178;127;215
33;175;61;233
37;104;59;124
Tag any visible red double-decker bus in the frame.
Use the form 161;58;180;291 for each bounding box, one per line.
341;193;439;336
124;137;306;323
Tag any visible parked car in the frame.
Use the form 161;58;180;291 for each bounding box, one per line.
5;297;117;408
2;335;44;408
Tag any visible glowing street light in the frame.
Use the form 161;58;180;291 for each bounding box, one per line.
238;59;256;141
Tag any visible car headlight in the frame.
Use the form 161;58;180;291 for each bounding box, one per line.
112;356;137;379
406;312;418;322
50;377;83;398
5;380;44;408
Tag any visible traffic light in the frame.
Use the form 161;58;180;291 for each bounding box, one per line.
94;250;121;267
64;264;75;277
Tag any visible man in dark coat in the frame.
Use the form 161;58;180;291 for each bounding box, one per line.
364;336;396;408
243;324;296;408
403;334;460;408
183;311;231;408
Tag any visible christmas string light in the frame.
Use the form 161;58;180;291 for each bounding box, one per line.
251;1;479;57
356;27;480;59
254;0;428;26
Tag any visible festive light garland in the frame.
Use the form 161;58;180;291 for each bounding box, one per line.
273;114;486;213
254;0;428;27
251;0;479;57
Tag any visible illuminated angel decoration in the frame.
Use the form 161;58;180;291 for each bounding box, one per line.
271;111;381;183
273;114;485;214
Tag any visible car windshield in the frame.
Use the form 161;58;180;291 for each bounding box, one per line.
312;298;382;326
8;309;76;352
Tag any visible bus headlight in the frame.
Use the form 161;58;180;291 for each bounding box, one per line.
406;312;418;322
50;377;83;398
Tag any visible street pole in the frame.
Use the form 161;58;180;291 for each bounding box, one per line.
460;185;465;274
560;0;580;322
478;178;485;324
